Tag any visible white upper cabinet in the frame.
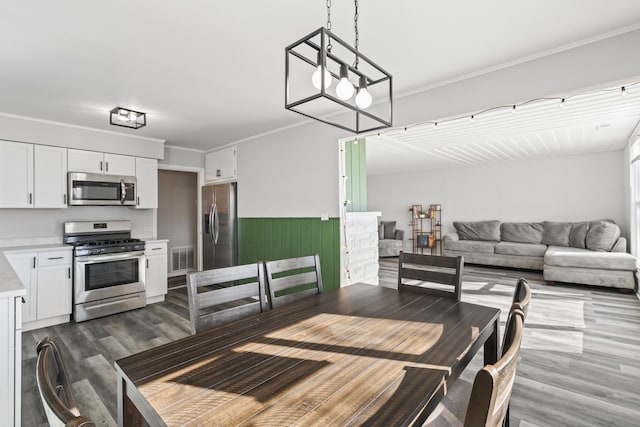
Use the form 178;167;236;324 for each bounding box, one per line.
34;145;67;208
0;141;34;208
135;157;158;209
105;153;135;176
68;149;135;176
206;146;237;182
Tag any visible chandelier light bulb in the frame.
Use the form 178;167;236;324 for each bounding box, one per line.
118;109;131;122
312;65;332;90
336;64;355;100
355;76;372;109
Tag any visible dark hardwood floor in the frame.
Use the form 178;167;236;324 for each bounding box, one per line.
22;263;640;426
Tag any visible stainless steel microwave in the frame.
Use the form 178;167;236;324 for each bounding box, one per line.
68;172;137;206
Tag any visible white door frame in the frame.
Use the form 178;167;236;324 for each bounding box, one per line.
157;164;205;273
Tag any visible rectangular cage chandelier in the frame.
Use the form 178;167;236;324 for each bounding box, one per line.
110;107;147;129
285;27;392;134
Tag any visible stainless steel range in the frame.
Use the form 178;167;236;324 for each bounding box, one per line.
64;221;146;322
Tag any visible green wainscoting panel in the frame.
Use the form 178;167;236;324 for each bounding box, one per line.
345;138;367;212
238;217;341;292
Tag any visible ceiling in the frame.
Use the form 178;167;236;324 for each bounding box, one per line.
1;1;640;152
366;83;640;175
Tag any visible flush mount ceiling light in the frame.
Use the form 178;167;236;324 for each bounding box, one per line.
285;0;392;134
110;107;146;129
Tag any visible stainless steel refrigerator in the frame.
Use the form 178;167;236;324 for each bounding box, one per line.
202;182;237;270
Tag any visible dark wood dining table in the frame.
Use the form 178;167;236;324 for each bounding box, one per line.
115;283;500;426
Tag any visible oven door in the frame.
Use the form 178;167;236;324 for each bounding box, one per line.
74;251;146;304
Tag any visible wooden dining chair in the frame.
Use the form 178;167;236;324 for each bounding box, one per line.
511;278;531;319
425;306;527;427
397;251;464;301
265;254;323;309
186;262;267;334
463;308;525;427
36;337;96;427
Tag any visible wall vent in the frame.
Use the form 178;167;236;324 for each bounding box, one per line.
171;246;194;273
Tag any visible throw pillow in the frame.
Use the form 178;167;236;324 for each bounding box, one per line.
382;221;397;240
569;222;589;249
541;222;572;247
453;221;500;241
501;222;543;244
586;221;620;252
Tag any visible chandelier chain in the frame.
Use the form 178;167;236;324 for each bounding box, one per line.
353;0;359;69
326;0;332;52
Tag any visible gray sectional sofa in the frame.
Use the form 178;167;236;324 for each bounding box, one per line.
443;220;637;290
378;221;405;257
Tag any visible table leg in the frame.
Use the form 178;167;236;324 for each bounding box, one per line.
484;318;499;365
117;373;145;427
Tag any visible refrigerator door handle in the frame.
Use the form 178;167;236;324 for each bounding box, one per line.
208;203;215;246
213;203;220;245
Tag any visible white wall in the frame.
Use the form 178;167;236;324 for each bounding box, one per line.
160;145;205;168
0;206;154;242
236;122;345;218
368;150;626;252
0;113;164;159
237;29;640;220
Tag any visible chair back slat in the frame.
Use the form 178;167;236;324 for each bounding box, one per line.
265;254;323;308
186;262;266;334
397;251;464;301
464;309;525;427
36;337;97;427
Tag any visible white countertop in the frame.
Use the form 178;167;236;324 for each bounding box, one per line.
0;253;26;299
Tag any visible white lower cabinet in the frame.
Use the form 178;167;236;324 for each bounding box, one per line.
5;248;72;330
0;295;22;427
145;241;168;303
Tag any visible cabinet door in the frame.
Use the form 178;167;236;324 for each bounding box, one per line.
36;264;72;319
105;153;136;176
135;157;158;209
0;297;16;427
5;252;37;322
0;141;33;208
34;145;68;208
205;146;236;182
68;149;103;174
146;254;168;298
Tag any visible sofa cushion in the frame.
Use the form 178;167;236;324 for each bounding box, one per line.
501;222;543;244
545;245;636;270
378;223;384;239
569;222;589;249
495;242;547;257
453;221;500;241
444;239;497;254
541;222;572;247
381;221;397;240
585;221;620;252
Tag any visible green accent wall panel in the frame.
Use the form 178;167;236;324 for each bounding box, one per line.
238;217;341;292
345;139;367;212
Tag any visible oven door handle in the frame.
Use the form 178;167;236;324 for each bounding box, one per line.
75;251;145;263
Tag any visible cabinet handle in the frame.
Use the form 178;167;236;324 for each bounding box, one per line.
48;256;64;260
64;194;67;204
21;297;25;304
33;256;36;269
68;267;71;279
152;247;162;250
146;259;149;268
100;160;103;171
137;196;140;205
106;161;109;173
29;193;33;204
